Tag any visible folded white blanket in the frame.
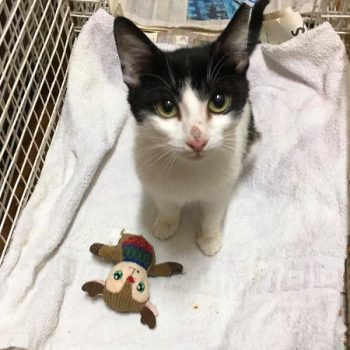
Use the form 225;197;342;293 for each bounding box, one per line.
0;9;348;350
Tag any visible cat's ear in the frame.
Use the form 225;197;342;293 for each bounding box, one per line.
212;0;269;72
114;16;159;87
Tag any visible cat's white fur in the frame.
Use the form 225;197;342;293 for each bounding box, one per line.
134;84;250;255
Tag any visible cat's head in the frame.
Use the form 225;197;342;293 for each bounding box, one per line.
114;1;268;161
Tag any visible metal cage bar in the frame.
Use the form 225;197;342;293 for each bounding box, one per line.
0;0;108;264
309;0;350;53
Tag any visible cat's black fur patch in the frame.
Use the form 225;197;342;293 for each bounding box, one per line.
114;0;269;141
126;45;250;123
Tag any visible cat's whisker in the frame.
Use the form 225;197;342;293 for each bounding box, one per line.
142;73;173;91
158;151;178;174
168;152;180;173
139;141;169;147
210;48;247;84
206;47;215;83
208;53;226;81
137;145;169;155
223;130;237;139
212;74;241;86
137;134;169;142
138;151;166;165
208;53;230;83
165;54;176;88
221;146;235;153
138;151;165;162
162;151;177;174
222;135;236;142
142;140;169;146
222;136;236;141
211;56;231;84
146;149;173;167
137;144;173;160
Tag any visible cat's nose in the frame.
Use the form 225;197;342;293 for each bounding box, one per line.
186;139;208;153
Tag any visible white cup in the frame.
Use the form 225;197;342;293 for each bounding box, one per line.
261;7;307;44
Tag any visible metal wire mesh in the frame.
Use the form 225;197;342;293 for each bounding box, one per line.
0;0;108;264
309;0;350;53
69;0;109;34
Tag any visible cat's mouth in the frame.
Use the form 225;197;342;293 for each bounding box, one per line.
183;150;207;161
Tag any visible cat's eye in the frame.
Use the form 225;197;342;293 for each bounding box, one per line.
136;281;145;293
155;99;178;118
208;94;231;114
113;270;123;280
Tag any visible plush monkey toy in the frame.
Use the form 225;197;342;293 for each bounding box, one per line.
82;230;183;329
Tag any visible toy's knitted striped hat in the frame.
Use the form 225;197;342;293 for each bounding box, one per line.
121;235;154;270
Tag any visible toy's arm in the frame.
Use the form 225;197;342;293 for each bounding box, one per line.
140;304;157;329
82;280;105;297
89;243;121;263
148;262;183;277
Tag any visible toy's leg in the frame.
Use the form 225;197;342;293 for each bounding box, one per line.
197;195;229;256
148;262;183;277
140;306;156;329
145;300;159;316
152;196;180;240
90;243;120;263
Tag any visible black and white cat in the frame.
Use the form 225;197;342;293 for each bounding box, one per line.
114;0;269;255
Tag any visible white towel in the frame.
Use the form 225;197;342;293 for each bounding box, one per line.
0;9;348;350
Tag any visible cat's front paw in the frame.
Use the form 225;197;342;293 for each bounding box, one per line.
197;233;222;256
152;216;179;240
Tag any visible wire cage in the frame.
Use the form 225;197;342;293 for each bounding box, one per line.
0;0;349;342
308;0;350;53
0;0;109;264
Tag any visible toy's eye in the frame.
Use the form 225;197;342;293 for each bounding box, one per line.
208;94;231;113
155;99;178;118
113;270;123;280
136;281;145;293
